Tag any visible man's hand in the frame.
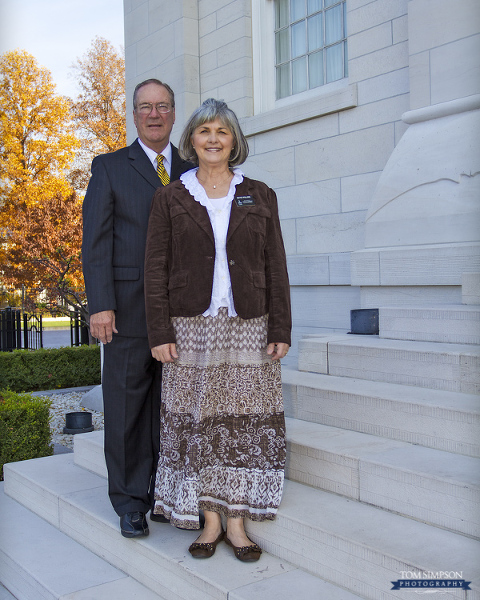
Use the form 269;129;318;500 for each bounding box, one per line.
89;310;118;344
267;342;289;360
151;343;178;363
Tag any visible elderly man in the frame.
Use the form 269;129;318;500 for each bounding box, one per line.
82;79;192;537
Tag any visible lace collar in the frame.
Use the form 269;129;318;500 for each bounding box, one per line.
180;167;244;209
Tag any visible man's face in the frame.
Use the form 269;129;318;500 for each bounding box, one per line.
133;83;175;153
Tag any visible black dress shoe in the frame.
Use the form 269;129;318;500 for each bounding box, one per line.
120;512;149;538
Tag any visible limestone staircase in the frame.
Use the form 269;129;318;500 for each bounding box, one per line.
1;304;480;599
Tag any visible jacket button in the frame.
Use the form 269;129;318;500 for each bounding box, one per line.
229;259;235;266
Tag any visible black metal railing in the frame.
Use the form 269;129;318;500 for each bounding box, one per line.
70;308;89;346
0;308;43;351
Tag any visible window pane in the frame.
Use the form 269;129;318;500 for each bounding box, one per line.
325;4;343;44
307;0;321;14
308;13;323;51
276;0;289;29
292;57;307;94
276;63;291;99
325;0;338;7
291;0;306;22
326;42;343;82
308;50;324;88
275;28;290;63
291;21;306;58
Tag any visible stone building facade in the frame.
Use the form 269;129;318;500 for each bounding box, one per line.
123;0;480;360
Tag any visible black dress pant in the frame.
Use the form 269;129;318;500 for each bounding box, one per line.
102;335;161;516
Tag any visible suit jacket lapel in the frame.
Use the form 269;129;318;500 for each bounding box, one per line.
128;139;160;190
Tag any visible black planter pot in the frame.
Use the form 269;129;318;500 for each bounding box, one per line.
63;411;94;434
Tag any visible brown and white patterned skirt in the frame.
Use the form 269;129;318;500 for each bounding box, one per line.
153;308;286;529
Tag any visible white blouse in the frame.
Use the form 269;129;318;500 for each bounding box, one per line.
180;167;244;317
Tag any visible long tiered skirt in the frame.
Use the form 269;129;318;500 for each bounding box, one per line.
152;308;286;529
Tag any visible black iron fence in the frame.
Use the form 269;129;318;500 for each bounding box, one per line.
0;308;43;351
0;307;90;351
70;308;89;347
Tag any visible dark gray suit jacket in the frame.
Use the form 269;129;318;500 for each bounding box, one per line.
82;140;192;338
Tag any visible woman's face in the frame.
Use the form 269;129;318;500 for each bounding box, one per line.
191;118;235;169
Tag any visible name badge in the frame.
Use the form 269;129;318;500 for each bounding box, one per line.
235;195;255;207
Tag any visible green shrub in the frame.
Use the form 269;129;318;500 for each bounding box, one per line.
0;390;53;480
0;345;101;392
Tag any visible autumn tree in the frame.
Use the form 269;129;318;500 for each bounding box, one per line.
1;190;86;320
0;50;79;219
69;36;126;189
0;50;83;318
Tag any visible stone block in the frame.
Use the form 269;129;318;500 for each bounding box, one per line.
360;285;462;308
243;146;296;188
278;219;296;255
200;49;217;75
200;16;250;55
351;244;480;287
0;488;131;600
329;253;352;285
348;41;409;83
408;50;431;110
216;1;251;29
296;210;366;254
327;337;480;393
380;305;480;345
462;272;480;305
339;94;410;135
356;67;409;104
287;255;330;286
281;368;480;457
348;21;393;60
392;14;408;44
295;124;394;183
408;0;480;55
291;285;360;329
298;338;329;373
341;171;381;212
430;34;480;105
74;431;108;479
277;180;341;220
230;569;365;600
253;112;339;154
348;0;408;36
125;3;149;46
148;0;183;28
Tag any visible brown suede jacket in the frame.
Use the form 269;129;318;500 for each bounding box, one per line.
144;176;291;349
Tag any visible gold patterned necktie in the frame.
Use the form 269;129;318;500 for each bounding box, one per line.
156;154;170;186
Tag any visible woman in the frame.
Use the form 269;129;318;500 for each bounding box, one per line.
144;98;291;562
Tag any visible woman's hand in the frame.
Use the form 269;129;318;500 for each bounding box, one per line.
267;342;289;361
151;343;179;363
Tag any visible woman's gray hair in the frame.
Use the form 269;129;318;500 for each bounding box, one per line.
179;98;249;167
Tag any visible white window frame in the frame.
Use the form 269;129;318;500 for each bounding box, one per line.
249;0;356;135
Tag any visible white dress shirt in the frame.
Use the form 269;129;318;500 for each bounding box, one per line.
180;168;245;318
137;138;172;177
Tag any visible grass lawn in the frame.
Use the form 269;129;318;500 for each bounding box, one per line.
42;317;71;330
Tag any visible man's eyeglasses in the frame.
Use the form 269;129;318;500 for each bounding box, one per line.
136;103;173;114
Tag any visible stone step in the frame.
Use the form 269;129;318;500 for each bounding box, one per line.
298;334;480;393
4;455;479;600
75;427;480;538
0;484;163;600
282;367;480;458
379;305;480;345
2;455;362;600
285;418;480;538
